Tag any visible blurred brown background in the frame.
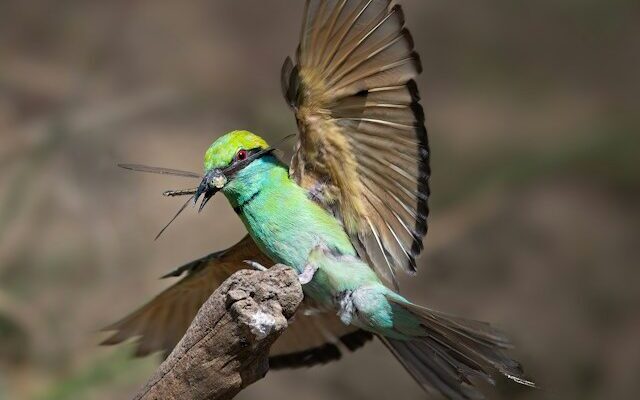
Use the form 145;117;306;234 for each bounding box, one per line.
0;1;638;399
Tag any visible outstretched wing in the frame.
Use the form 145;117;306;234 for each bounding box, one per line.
102;235;371;366
282;0;429;288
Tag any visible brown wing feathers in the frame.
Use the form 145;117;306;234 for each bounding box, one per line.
102;236;373;366
101;236;261;357
283;0;429;288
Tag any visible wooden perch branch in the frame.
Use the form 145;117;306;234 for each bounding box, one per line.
133;265;303;400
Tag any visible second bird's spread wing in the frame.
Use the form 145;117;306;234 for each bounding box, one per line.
282;0;430;288
102;236;372;367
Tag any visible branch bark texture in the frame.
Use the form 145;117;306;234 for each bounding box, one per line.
133;265;303;400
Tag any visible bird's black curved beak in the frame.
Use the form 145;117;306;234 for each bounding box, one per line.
193;169;226;213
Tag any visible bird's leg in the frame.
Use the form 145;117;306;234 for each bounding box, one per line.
243;260;317;285
243;260;268;272
298;263;318;285
336;291;355;325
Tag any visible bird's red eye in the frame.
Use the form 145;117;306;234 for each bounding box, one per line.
236;149;247;161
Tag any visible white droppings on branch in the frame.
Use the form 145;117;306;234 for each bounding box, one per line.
248;310;277;340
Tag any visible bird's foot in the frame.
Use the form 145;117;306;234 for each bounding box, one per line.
298;263;318;285
243;260;268;272
244;260;317;284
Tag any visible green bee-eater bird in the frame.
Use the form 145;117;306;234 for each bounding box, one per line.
105;1;533;398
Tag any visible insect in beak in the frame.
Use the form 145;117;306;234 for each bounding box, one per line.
193;168;227;213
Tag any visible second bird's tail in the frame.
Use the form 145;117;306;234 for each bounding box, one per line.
381;301;534;400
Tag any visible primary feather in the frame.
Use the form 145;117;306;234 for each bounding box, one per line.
283;0;429;289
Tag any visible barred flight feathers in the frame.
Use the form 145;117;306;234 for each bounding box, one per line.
283;0;430;288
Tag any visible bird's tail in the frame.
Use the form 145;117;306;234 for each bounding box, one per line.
381;300;535;400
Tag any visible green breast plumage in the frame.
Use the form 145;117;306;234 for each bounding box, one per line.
221;155;356;275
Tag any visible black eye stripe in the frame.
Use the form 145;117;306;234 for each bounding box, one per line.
229;148;255;164
233;148;261;163
223;147;274;176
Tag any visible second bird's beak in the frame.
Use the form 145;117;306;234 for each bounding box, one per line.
194;168;227;213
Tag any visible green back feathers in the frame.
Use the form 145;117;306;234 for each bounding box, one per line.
204;130;269;171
